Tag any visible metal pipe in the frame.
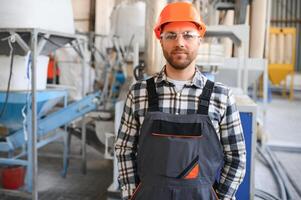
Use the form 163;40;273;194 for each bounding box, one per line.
280;0;282;27
285;0;288;27
275;0;278;26
294;0;297;26
268;143;301;153
273;0;277;26
0;159;28;166
290;0;293;27
81;119;87;174
30;30;38;200
76;37;88;175
8;32;30;53
145;0;167;75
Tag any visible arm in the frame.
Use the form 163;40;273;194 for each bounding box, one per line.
216;89;246;200
115;89;140;200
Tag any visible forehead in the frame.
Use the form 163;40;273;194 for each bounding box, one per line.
162;21;198;33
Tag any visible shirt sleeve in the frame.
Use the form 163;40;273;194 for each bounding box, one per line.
114;88;140;200
216;88;247;200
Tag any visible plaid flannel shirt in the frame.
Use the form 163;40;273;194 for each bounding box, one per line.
115;67;246;200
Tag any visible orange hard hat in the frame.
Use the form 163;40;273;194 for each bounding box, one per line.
154;2;206;39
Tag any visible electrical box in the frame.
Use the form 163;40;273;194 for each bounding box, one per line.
236;95;257;200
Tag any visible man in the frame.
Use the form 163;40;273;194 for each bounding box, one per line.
115;2;246;200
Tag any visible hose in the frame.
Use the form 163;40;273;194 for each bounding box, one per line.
256;145;286;200
256;144;301;200
0;38;15;118
278;160;301;198
255;189;281;200
265;147;294;200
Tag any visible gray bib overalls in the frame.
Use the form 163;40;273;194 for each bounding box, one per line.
132;78;224;200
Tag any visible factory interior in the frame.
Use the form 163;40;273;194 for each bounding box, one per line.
0;0;300;200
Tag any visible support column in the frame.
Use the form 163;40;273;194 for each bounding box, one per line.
145;0;167;75
30;30;38;200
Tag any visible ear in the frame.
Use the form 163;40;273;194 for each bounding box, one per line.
198;37;202;45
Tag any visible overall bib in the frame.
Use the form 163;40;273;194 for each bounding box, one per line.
132;78;224;200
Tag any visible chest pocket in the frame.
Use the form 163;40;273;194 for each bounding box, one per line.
140;119;204;179
151;120;203;138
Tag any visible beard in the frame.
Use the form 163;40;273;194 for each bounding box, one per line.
162;47;197;70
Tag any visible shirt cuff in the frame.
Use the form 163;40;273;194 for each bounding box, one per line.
216;189;236;200
121;184;136;200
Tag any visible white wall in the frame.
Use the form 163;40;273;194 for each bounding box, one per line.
95;0;115;35
72;0;91;32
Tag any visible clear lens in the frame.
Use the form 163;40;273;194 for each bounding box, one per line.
161;31;199;41
182;32;196;40
165;32;177;40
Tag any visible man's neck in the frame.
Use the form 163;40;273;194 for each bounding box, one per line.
165;62;196;81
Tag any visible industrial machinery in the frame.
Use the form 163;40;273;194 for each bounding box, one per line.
0;28;104;199
0;1;108;199
268;27;297;100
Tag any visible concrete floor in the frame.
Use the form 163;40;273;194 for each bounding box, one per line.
0;91;300;200
0;136;113;200
254;91;301;200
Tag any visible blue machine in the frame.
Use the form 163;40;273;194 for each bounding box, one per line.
0;90;67;132
0;90;101;191
235;95;257;200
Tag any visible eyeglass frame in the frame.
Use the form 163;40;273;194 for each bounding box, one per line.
160;31;201;41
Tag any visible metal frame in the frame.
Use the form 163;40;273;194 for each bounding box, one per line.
0;28;95;199
206;25;250;92
214;0;249;24
0;91;100;198
205;25;268;132
72;35;90;175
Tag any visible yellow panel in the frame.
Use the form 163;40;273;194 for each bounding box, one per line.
268;64;294;85
270;27;296;34
268;27;296;99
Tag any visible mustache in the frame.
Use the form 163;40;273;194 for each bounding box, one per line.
171;47;188;54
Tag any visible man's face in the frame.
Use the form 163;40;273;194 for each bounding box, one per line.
160;21;201;70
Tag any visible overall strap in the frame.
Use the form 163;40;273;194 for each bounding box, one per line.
146;77;159;112
197;80;214;115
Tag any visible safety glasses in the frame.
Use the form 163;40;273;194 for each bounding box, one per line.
160;31;200;41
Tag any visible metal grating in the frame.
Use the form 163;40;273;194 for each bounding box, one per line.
270;0;301;71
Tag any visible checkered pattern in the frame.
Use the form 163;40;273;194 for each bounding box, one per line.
115;67;246;200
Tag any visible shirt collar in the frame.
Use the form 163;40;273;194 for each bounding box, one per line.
155;65;206;89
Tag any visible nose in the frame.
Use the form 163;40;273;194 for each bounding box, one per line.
175;34;185;48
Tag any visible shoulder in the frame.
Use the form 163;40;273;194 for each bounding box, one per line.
210;81;234;109
197;72;230;97
212;81;230;96
129;74;160;94
127;75;160;101
129;80;147;92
